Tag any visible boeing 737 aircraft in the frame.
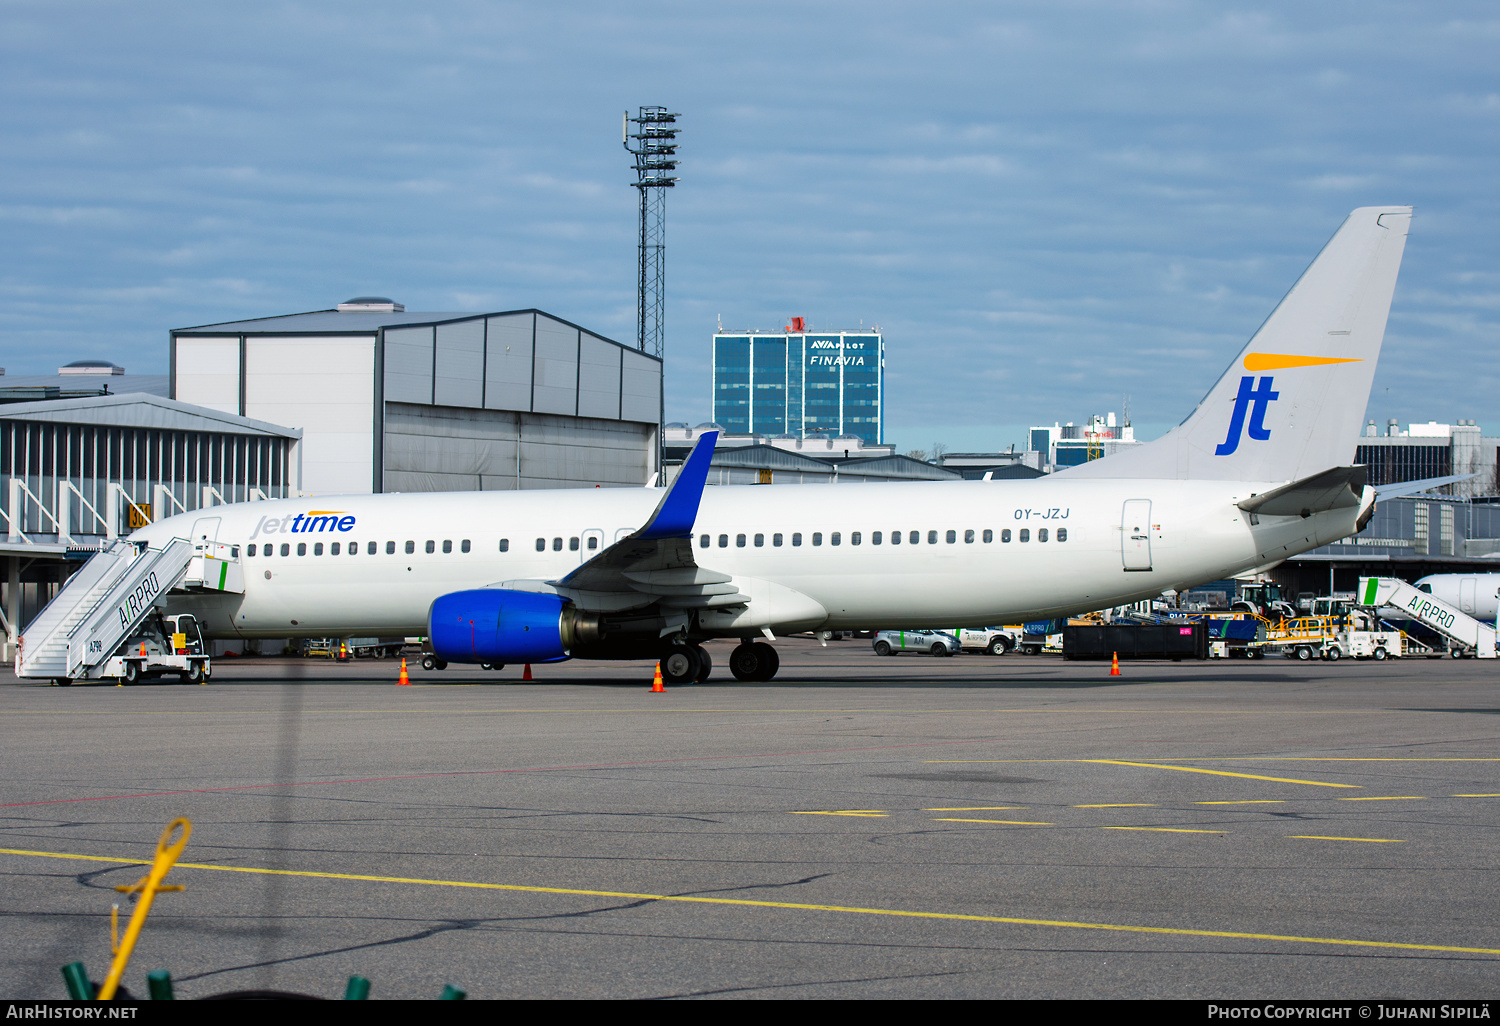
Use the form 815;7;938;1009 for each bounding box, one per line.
1410;574;1500;624
98;206;1412;684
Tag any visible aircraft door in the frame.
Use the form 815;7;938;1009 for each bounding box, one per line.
1121;500;1152;572
1460;577;1476;614
190;516;221;552
581;529;605;563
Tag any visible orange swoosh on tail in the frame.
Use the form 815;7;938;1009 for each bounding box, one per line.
1242;353;1363;372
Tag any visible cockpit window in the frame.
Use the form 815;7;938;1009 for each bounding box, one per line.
1417;583;1432;593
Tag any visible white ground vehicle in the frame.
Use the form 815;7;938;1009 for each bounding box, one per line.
1327;625;1404;660
950;627;1016;655
88;612;211;684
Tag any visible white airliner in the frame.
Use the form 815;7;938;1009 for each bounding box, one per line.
131;206;1412;683
1409;574;1500;624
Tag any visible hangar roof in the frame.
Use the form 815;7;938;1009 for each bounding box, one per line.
0;392;301;438
174;308;651;360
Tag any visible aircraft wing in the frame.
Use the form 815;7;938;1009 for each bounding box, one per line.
550;431;747;610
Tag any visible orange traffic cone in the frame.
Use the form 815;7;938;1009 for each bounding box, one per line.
651;662;665;693
397;656;411;685
522;663;533;681
1109;651;1120;676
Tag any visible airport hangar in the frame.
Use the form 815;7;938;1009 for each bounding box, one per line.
1;300;662;658
170;298;663;496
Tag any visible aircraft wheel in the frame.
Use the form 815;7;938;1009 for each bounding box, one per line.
694;646;713;683
729;642;779;681
662;646;701;684
873;640;892;657
752;642;779;680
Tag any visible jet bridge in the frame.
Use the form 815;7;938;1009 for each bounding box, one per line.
17;537;196;681
1357;577;1497;659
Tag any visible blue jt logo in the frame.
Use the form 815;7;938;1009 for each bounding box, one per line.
1215;376;1279;456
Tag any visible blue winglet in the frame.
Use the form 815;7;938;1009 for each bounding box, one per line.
636;431;718;540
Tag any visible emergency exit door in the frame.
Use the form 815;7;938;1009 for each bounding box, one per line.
1122;500;1152;572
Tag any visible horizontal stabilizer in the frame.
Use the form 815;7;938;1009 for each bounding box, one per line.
1374;474;1476;501
1237;466;1366;517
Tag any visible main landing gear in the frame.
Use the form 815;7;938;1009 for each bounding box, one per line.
728;641;780;682
661;645;713;685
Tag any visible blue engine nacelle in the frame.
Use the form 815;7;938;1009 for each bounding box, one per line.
428;589;600;665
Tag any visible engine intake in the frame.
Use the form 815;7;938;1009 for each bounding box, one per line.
428;589;601;665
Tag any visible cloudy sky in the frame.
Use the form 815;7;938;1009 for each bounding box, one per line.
2;2;1496;450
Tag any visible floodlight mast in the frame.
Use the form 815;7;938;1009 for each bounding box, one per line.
623;107;679;360
624;106;679;480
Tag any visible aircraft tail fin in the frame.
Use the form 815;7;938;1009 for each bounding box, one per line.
1062;206;1412;482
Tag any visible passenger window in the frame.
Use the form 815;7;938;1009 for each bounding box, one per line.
719;534;729;548
792;532;802;546
349;544;357;556
891;531;901;546
928;530;937;544
1057;528;1067;542
1001;529;1011;543
1019;529;1030;543
851;531;861;545
297;543;307;556
405;541;416;554
552;538;563;551
945;530;956;544
700;534;710;548
462;539;471;553
910;531;920;544
369;541;378;555
983;529;993;543
499;538;509;552
314;543;324;556
964;530;974;544
736;534;746;548
536;538;545;552
281;544;290;556
443;540;452;554
872;531;882;545
248;544;257;556
330;542;340;555
813;532;823;546
831;532;841;546
754;533;764;547
773;533;783;546
1038;528;1048;542
425;540;435;554
231;547;239;558
569;537;579;552
587;536;597;550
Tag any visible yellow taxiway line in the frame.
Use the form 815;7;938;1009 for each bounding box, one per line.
0;845;1488;957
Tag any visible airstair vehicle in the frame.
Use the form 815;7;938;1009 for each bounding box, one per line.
1357;576;1498;659
17;537;198;683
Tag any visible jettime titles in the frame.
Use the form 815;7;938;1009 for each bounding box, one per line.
250;511;355;540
